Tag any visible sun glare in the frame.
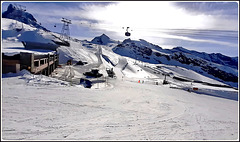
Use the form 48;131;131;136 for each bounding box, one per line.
85;2;211;30
80;1;216;42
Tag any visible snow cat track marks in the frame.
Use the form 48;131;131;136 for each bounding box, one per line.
195;114;206;139
136;106;150;140
169;105;238;140
2;67;238;140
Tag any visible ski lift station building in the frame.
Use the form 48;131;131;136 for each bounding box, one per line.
2;41;60;76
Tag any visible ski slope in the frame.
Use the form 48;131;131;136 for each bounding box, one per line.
2;70;238;140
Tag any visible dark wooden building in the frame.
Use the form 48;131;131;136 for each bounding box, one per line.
2;52;59;76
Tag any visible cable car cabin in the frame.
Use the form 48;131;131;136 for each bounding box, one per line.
125;32;131;36
124;27;131;37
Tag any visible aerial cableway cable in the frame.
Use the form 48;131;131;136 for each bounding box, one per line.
76;22;237;39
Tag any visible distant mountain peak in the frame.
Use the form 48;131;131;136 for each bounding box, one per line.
112;38;238;86
122;38;132;43
2;4;49;31
139;39;148;42
3;4;37;22
173;46;184;50
91;33;115;45
100;33;109;38
172;46;188;52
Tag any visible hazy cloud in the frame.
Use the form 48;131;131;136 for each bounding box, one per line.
1;1;238;56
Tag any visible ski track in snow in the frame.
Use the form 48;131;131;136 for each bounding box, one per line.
2;74;238;140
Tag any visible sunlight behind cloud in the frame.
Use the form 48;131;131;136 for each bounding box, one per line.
82;2;213;31
77;1;237;48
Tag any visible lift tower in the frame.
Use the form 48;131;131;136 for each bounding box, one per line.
60;18;72;41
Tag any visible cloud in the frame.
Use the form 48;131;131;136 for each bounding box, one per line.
4;2;236;31
80;2;211;29
78;2;238;31
135;29;237;47
67;1;238;47
2;1;238;56
173;2;238;16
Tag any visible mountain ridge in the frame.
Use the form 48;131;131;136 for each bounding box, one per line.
111;38;238;86
91;33;117;45
2;3;238;88
2;4;49;32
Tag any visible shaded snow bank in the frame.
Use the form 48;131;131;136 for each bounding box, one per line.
2;69;70;87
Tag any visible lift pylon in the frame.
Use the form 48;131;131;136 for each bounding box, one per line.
60;18;72;41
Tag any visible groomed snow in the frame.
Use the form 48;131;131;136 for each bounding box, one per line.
1;70;238;140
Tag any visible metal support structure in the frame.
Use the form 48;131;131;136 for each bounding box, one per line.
47;54;50;76
30;53;34;73
163;74;168;84
60;17;72;41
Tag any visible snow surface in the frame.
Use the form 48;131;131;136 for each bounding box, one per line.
2;37;239;140
2;70;238;140
112;38;238;88
2;18;57;55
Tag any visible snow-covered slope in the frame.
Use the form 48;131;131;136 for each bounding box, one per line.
2;18;59;55
2;18;54;43
169;47;238;69
91;33;117;46
112;38;238;88
2;70;238;140
2;4;49;31
2;14;237;89
2;6;237;89
2;2;237;88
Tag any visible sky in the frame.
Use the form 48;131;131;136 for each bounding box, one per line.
1;1;239;57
